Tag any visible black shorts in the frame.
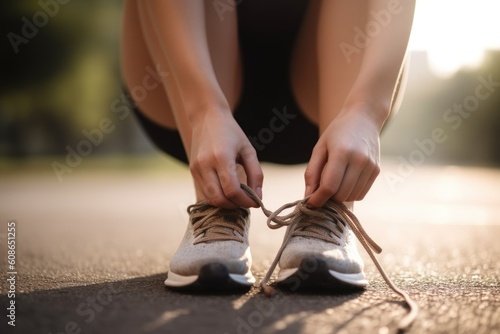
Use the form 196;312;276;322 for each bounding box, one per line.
127;0;318;165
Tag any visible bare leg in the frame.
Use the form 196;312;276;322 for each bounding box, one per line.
121;0;242;202
291;1;407;129
121;0;176;129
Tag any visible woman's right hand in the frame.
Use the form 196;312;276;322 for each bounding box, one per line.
189;110;263;209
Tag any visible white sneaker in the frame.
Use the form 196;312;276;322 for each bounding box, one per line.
164;202;255;291
241;183;418;330
268;200;368;290
272;201;419;329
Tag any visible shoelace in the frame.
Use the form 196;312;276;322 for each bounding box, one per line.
240;184;418;331
188;203;248;244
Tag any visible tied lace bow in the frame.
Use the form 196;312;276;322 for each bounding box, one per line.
240;184;418;331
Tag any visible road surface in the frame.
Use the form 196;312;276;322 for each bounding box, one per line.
0;158;499;333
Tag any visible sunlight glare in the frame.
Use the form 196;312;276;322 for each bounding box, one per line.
409;0;500;77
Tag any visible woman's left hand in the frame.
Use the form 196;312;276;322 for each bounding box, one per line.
304;108;382;207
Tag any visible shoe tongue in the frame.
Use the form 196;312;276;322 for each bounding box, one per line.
207;208;246;237
300;205;345;235
223;215;236;223
221;208;248;222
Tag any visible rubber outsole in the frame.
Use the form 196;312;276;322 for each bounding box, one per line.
276;257;368;292
164;263;255;293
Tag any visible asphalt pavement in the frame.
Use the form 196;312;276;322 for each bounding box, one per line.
0;158;499;334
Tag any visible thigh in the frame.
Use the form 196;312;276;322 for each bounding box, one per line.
121;0;176;129
121;0;242;130
291;1;409;127
290;0;321;126
204;0;242;111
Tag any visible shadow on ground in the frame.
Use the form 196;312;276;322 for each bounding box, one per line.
1;274;370;334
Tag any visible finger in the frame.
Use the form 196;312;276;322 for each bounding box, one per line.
347;163;380;201
216;158;259;209
191;154;240;208
203;168;240;208
304;145;327;198
307;157;347;208
344;166;373;202
238;146;264;200
346;163;378;202
354;166;380;201
333;150;374;201
332;162;362;202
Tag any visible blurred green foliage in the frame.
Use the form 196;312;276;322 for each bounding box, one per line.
1;0;126;156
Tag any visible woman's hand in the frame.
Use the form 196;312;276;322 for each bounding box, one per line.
189;110;263;209
304;107;382;207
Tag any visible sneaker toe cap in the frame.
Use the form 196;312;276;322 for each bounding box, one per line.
169;241;251;276
279;237;364;274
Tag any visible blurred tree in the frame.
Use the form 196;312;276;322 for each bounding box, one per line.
0;0;124;156
382;50;500;167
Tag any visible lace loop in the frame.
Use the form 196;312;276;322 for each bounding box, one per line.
240;184;418;331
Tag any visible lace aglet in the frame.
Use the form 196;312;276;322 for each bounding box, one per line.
261;284;276;297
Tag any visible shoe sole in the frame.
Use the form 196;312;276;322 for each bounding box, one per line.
164;263;255;292
275;257;368;291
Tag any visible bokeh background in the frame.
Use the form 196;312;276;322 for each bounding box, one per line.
1;3;499;333
1;0;499;174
